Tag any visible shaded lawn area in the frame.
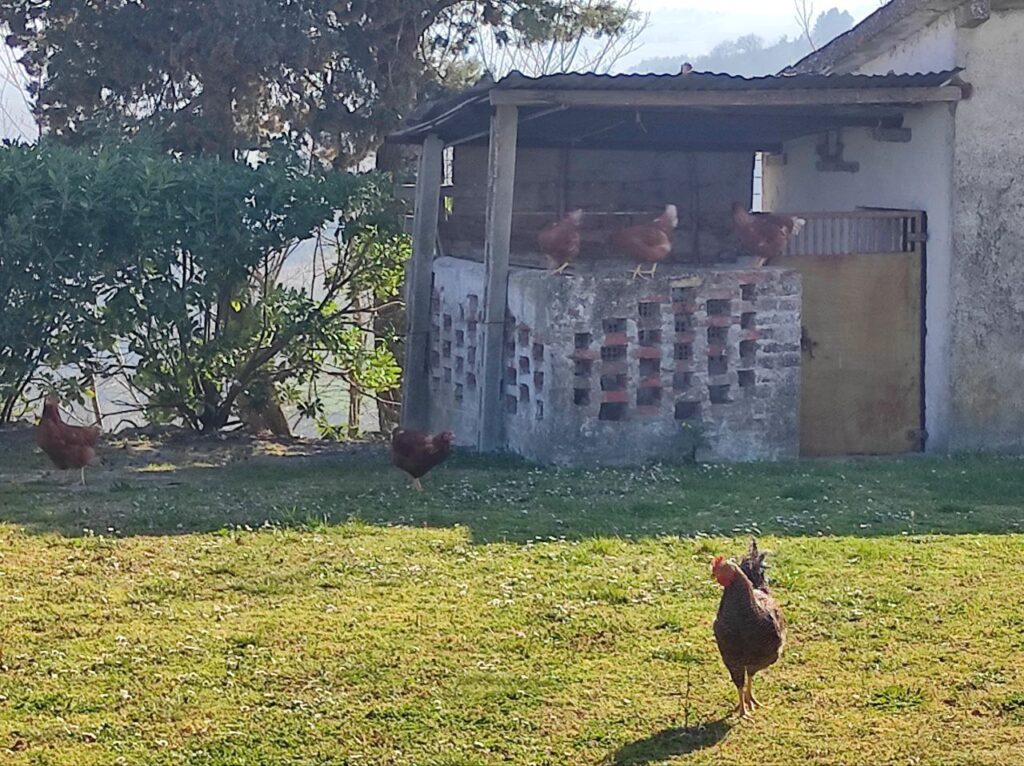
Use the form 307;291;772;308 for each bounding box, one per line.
0;427;1023;765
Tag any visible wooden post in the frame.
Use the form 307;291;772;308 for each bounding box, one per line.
401;133;444;430
478;105;519;452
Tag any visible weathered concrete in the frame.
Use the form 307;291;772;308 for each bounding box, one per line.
427;256;801;465
947;11;1024;450
853;11;958;75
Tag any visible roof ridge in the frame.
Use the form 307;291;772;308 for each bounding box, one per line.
785;0;962;75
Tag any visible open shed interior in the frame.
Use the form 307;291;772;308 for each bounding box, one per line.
390;69;965;463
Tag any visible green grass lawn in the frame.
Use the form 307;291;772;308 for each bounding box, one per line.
1;427;1023;765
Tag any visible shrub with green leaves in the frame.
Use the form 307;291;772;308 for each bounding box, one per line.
0;139;407;431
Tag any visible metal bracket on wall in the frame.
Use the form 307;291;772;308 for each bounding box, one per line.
816;130;859;173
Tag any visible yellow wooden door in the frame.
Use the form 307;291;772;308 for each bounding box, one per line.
776;251;923;456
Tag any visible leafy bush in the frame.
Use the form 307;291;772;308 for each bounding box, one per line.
0;139;406;431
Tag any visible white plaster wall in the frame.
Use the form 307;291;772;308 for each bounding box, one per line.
946;11;1024;450
854;13;957;75
763;102;956;451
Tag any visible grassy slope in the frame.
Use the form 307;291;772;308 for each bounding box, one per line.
0;430;1023;765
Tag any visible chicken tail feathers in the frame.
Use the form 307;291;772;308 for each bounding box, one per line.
739;537;771;593
791;217;807;237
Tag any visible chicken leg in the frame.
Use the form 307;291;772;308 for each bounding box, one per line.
630;263;659;280
549;262;571;275
411;477;424;492
733;684;752;720
80;466;87;486
626;262;659;280
744;674;761;710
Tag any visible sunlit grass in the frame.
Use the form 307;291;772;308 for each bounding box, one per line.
0;430;1022;764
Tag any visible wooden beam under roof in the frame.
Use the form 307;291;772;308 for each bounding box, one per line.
400;134;444;429
477;104;519;453
489;85;966;109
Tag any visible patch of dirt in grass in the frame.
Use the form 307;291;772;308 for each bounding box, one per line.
1;422;383;487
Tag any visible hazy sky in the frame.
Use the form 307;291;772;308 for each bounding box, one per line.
623;0;883;66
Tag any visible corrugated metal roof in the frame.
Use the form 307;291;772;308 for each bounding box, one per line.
391;68;962;145
494;69;960;92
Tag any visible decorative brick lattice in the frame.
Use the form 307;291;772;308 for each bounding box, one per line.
428;286;482;416
427;256;801;463
561;272;794;428
504;318;547;421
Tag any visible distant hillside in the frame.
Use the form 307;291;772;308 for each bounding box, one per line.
630;8;854;76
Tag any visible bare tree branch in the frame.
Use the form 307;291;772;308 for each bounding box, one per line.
794;0;817;51
474;0;649;78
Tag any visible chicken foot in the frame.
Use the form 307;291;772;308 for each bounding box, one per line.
743;674;761;710
733;685;752;720
630;263;658;280
410;477;424;492
548;262;571;275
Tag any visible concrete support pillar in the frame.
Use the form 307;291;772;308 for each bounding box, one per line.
477;105;519;452
401;133;444;430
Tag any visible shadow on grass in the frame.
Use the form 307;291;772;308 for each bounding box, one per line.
2;426;1024;541
605;719;731;765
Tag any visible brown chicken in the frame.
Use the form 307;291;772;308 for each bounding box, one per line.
608;204;678;279
731;202;806;266
538;209;584;274
712;539;786;719
391;428;454;491
36;396;100;485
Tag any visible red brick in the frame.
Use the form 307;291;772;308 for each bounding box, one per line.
675;331;696;343
635;405;661;417
741;329;762;341
634;347;662;359
603;390;629;403
639;376;662;387
601;361;628;375
572;349;600;361
707;344;727;356
604;332;628;345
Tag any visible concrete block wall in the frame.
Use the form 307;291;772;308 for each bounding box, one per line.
428;256;801;464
